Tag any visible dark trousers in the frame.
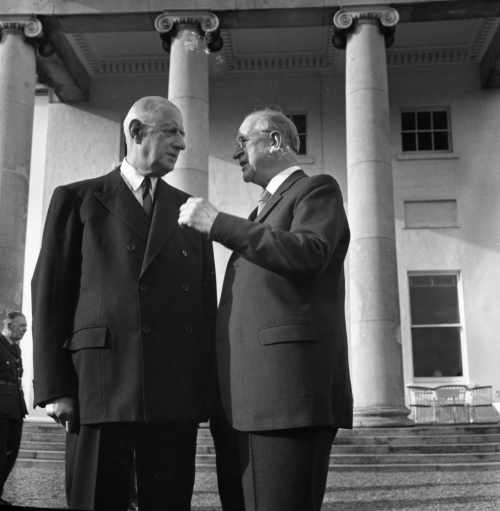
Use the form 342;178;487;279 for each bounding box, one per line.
0;418;23;496
66;422;198;511
211;416;337;511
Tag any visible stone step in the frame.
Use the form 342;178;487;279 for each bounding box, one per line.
194;451;500;465
195;441;500;454
18;449;64;460
196;433;500;446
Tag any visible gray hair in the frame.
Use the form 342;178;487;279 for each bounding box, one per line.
250;109;300;153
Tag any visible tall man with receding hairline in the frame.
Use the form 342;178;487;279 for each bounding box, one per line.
32;96;217;511
179;108;352;511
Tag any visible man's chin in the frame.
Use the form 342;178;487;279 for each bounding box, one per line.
241;166;255;183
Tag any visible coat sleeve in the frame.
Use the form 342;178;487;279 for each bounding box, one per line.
31;186;82;407
209;175;349;279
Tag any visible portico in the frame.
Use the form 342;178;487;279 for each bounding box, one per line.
1;0;500;425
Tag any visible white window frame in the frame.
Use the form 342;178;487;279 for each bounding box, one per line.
408;270;468;385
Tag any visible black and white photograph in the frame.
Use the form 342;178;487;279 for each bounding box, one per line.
0;1;499;510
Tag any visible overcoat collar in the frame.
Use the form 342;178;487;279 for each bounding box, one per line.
140;178;180;277
94;168;150;240
255;169;306;222
94;168;182;277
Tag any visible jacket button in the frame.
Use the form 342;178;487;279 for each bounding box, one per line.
182;283;190;292
142;325;151;335
127;243;136;252
139;284;149;292
181;249;188;257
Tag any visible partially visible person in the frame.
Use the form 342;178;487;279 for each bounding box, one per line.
0;311;27;506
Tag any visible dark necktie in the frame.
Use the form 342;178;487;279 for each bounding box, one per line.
141;176;153;216
257;189;272;214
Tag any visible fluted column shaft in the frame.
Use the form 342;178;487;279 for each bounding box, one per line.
155;12;222;197
168;25;209;196
334;7;410;426
0;17;41;315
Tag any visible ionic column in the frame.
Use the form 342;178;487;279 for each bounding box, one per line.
333;7;410;426
155;11;222;197
0;17;42;315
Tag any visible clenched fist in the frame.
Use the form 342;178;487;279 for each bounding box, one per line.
178;197;219;234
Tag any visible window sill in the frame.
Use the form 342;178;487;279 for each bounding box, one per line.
402;225;461;230
296;155;315;164
396;152;460;161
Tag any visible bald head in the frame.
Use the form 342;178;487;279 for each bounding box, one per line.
244;109;300;154
123;96;185;176
123;96;181;147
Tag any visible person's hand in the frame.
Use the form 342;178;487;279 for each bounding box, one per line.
178;197;219;234
46;397;76;431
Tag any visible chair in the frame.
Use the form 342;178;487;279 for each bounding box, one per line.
467;386;493;423
435;385;468;423
407;385;437;423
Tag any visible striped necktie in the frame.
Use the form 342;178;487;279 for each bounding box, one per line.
141;176;153;216
257;189;272;214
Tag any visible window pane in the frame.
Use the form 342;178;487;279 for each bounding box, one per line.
409;275;459;324
411;327;463;377
433;131;449;151
298;134;306;155
402;132;416;151
417;111;431;130
417;132;432;150
291;114;306;134
433;110;448;130
401;112;415;131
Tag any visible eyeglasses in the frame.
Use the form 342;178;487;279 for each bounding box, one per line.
236;129;273;150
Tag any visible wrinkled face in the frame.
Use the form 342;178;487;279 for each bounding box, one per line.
232;115;273;186
8;316;27;342
140;107;186;176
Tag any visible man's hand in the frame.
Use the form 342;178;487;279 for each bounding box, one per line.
178;197;219;234
46;397;76;431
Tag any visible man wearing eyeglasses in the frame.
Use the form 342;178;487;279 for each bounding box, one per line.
179;108;352;511
32;96;217;511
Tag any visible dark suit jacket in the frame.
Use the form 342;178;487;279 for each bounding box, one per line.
32;168;217;425
0;334;27;420
210;170;352;431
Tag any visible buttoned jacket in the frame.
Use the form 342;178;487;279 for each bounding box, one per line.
32;168;217;425
211;170;352;431
0;334;27;419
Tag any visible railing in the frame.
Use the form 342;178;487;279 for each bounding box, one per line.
406;384;494;424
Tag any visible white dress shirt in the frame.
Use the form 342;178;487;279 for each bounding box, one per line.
265;165;301;196
120;159;158;206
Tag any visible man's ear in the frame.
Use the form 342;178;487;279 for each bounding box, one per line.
270;131;282;151
129;119;144;143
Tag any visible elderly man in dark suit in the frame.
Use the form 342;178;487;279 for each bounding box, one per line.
0;311;27;506
179;108;352;510
32;96;217;511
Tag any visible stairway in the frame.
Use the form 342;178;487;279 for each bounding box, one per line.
19;420;500;470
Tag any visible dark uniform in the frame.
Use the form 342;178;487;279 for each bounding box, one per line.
0;333;27;497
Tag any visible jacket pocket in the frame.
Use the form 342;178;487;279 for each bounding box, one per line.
259;323;318;346
62;326;109;351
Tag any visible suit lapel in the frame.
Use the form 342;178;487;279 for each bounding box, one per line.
94;168;150;240
140;179;180;277
255;170;306;222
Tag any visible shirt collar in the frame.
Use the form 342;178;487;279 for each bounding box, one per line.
266;165;301;195
120;159;158;193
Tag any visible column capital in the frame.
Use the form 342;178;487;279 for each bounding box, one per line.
332;6;399;49
0;16;43;39
154;11;223;53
